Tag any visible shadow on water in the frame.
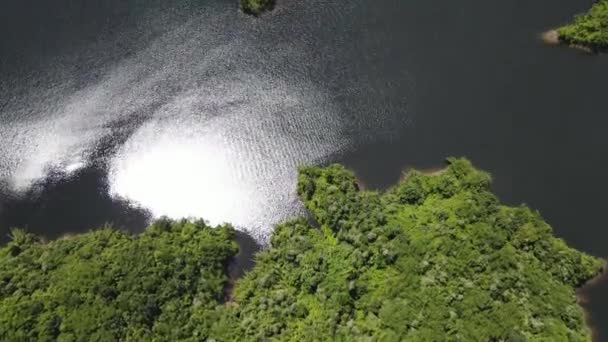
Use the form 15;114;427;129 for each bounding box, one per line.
0;165;151;245
0;164;262;284
229;231;262;280
224;231;262;301
579;270;608;342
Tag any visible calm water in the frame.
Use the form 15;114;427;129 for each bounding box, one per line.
1;0;606;338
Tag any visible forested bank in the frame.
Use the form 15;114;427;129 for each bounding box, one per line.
0;158;603;341
0;220;238;340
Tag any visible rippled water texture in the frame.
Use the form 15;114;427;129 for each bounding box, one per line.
0;0;410;240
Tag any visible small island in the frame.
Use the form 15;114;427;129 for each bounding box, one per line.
0;158;604;340
240;0;275;16
547;0;608;52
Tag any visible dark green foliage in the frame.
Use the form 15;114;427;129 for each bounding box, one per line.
0;219;238;341
228;158;603;341
0;158;603;341
240;0;275;16
558;0;608;51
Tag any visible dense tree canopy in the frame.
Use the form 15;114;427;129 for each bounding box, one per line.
226;158;603;341
558;0;608;51
0;219;238;341
0;158;603;341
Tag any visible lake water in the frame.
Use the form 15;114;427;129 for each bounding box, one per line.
1;0;606;338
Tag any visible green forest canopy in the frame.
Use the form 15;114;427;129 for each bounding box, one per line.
558;0;608;51
0;158;604;341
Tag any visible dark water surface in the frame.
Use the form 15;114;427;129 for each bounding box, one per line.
1;0;607;338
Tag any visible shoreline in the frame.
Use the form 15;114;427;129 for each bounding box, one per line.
541;29;596;54
578;261;607;342
398;165;447;184
223;230;261;302
354;165;446;192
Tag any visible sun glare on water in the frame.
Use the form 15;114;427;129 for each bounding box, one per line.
109;122;258;230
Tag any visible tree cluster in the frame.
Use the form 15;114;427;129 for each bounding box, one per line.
558;0;608;51
240;0;275;16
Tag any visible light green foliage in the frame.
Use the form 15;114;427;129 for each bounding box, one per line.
240;0;275;16
0;219;238;341
0;159;603;341
558;0;608;51
228;158;604;341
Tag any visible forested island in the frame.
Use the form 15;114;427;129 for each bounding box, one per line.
0;158;604;341
240;0;275;16
555;0;608;52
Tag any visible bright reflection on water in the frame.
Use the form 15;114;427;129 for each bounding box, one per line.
0;1;372;240
110;130;250;229
107;72;346;240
